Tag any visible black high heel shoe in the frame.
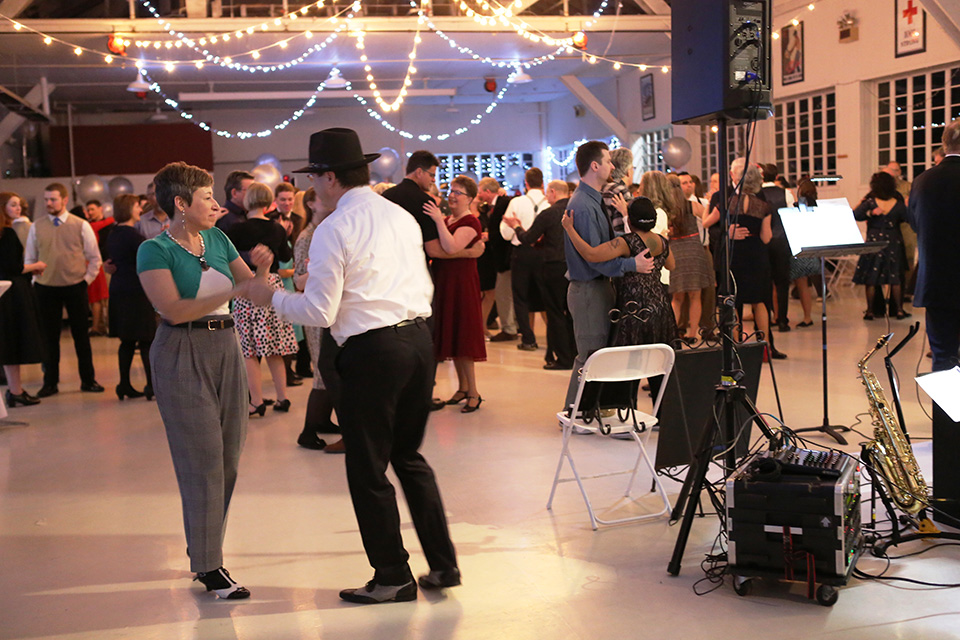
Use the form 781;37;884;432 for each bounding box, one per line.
195;567;250;600
5;389;40;407
461;396;483;413
445;390;469;405
116;384;145;401
273;399;291;412
143;384;154;401
249;402;266;417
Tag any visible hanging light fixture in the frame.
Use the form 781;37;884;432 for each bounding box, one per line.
508;67;532;84
324;68;348;89
126;69;152;94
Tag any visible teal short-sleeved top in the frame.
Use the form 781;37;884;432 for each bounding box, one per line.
137;227;240;299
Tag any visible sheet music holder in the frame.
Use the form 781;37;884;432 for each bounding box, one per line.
778;199;886;445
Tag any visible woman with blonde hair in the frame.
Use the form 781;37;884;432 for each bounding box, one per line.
226;182;298;416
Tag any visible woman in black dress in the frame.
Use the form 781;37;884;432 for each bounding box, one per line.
0;192;45;406
227;182;297;416
105;194;157;400
852;172;909;319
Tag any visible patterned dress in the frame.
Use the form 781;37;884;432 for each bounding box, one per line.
611;234;676;346
852;197;907;286
668;201;714;294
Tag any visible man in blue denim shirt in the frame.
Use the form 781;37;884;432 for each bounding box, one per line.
564;141;654;406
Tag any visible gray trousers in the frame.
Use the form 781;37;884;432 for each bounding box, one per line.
565;279;615;406
494;270;518;334
151;321;248;573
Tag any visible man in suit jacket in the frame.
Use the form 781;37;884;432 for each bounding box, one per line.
908;121;960;372
477;178;517;341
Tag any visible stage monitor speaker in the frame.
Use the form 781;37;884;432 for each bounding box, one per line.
672;0;773;125
655;342;765;470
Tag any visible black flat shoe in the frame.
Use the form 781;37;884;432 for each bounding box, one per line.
796;320;813;327
36;385;58;398
195;567;250;600
5;390;40;407
249;403;266;417
297;432;327;450
274;399;291;412
418;567;461;590
116;384;145;401
445;390;469;405
80;381;105;393
461;396;483;413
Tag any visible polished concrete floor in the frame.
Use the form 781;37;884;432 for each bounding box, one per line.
2;289;958;640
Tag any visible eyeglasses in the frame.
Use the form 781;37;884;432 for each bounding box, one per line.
448;189;468;198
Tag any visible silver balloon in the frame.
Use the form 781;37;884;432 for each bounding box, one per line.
255;153;282;172
371;148;401;182
77;175;109;204
108;176;134;199
661;136;693;169
101;201;114;219
505;164;525;188
461;170;479;185
251;163;282;190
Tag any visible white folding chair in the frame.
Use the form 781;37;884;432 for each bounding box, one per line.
547;344;674;530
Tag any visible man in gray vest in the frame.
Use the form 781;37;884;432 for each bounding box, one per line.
24;183;104;396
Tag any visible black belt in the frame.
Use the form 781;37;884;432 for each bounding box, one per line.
349;317;426;342
165;317;235;331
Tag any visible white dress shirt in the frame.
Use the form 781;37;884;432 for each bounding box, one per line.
24;212;102;284
500;189;547;246
272;186;434;345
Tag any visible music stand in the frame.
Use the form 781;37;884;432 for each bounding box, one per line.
779;201;886;444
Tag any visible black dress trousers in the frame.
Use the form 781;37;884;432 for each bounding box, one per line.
34;281;96;387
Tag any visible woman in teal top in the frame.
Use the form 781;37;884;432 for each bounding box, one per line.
137;161;269;601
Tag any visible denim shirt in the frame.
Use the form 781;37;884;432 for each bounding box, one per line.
564;182;637;281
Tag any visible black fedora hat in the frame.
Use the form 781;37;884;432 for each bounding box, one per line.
292;127;381;173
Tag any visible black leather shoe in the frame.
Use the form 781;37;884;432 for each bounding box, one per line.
297;431;327;450
517;342;538;351
777;322;791;332
116;383;144;401
80;381;105;393
195;567;250;600
286;374;303;387
274;399;291;412
36;384;59;398
5;390;40;407
770;348;788;360
418;568;461;590
489;331;518;342
543;361;572;370
340;578;417;604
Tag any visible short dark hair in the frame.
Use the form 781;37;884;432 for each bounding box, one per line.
154;162;214;218
524;167;544;190
45;182;68;200
223;170;254;201
275;181;296;196
628;196;658;232
301;187;316;226
85;199;102;208
451;175;478;199
762;163;779;183
869;171;898;200
333;163;371;190
406;150;439;175
113;194;139;223
575;141;608;178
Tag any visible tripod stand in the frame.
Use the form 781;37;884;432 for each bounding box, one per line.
666;118;778;576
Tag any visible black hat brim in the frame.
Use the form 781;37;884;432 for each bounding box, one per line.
292;152;381;174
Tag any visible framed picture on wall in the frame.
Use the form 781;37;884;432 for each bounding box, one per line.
781;22;804;85
895;0;926;57
640;74;655;121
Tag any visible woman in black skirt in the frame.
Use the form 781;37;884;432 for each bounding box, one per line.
0;192;45;407
852;172;909;319
105;194;157;400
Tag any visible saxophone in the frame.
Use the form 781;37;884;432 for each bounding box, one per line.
859;333;928;515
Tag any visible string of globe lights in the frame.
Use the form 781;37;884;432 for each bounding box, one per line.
136;0;357;72
771;3;817;41
543;136;621;169
347;0;426;113
420;12;566;70
138;0;332;43
353;80;511;141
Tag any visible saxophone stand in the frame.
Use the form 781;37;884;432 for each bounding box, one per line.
666;119;780;576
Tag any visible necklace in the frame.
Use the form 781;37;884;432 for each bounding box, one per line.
165;229;210;271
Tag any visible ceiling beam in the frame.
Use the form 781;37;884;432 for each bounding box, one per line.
0;80;55;145
178;88;457;102
510;0;544;14
559;74;628;142
0;0;35;18
920;0;960;50
0;15;671;33
628;0;671;15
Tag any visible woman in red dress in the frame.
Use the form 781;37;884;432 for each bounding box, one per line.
424;175;486;413
85;200;114;336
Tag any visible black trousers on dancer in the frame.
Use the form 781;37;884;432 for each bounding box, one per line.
511;247;544;346
335;319;457;584
35;281;96;387
768;237;792;324
536;260;576;367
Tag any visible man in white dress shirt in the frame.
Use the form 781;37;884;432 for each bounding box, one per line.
24;183;104;396
248;128;460;605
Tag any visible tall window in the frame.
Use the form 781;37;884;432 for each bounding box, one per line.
774;90;837;182
876;65;960;181
632;127;673;177
437;152;535;191
699;124;752;182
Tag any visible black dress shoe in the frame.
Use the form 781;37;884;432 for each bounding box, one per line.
36;385;59;398
489;331;518;342
543;361;572;370
195;567;250;600
80;381;105;393
286;374;303;387
339;577;417;604
770;348;788;360
517;342;538;351
297;431;327;450
418;567;461;590
274;399;291;412
429;398;447;411
5;390;41;407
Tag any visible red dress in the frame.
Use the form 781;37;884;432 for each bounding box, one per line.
431;215;486;362
87;218;113;304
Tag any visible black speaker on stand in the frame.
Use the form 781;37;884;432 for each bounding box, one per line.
666;0;776;576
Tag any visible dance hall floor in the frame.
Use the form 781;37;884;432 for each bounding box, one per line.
1;289;958;640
